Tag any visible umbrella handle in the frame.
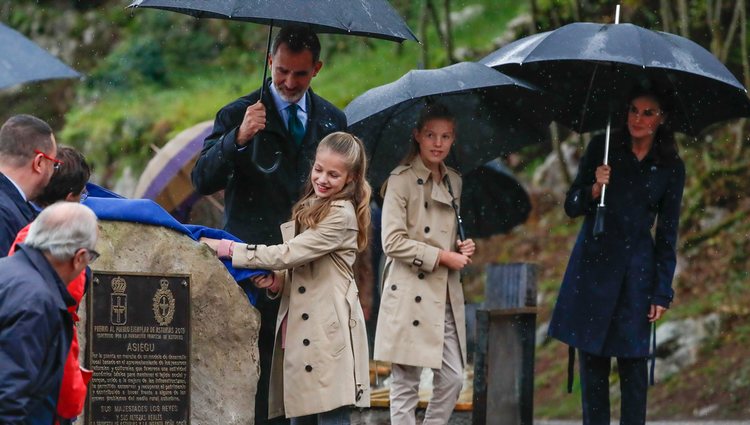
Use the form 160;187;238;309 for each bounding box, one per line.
598;116;612;207
251;143;282;173
252;24;282;174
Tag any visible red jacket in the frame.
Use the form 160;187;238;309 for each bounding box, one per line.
10;225;91;420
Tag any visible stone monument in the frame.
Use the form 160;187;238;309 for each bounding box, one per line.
76;221;260;425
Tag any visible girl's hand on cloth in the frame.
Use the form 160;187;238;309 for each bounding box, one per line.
438;250;471;271
252;273;283;293
200;237;234;259
457;238;475;257
200;237;221;252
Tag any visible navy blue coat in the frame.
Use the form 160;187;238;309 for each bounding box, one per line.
191;80;346;245
0;173;36;257
548;133;685;358
0;244;75;424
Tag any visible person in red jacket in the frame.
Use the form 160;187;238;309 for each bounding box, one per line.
9;146;91;425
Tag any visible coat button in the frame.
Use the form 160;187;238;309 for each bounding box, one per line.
412;320;420;326
303;339;310;346
298;286;306;294
391;284;397;291
418;273;425;279
305;365;313;372
415;296;422;303
424;226;430;233
417;178;424;185
302;313;309;320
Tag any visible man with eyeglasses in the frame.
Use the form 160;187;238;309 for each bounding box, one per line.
7;146;92;424
0;202;99;424
0;114;59;257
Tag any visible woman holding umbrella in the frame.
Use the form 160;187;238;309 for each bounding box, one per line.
548;87;685;424
373;103;475;424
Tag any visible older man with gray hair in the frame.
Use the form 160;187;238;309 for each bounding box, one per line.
0;202;98;424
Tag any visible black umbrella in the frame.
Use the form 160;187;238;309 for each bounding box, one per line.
460;159;531;239
480;22;750;136
129;0;418;173
345;61;553;190
481;21;750;235
0;22;81;89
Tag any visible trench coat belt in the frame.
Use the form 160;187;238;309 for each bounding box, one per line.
345;278;366;402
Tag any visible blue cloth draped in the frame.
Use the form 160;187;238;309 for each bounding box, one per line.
83;184;264;305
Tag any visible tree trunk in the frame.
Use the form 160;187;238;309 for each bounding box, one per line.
528;0;538;34
734;0;748;160
719;0;743;62
572;0;582;22
705;0;725;56
550;123;572;186
741;0;750;90
677;0;690;37
419;0;430;68
443;0;456;63
659;0;673;32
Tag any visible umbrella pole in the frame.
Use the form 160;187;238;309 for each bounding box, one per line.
443;174;466;241
592;116;611;237
252;23;282;174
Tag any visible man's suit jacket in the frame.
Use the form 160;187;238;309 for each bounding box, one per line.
191;80;346;245
0;173;36;257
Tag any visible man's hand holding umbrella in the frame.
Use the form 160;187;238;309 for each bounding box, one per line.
236;101;267;146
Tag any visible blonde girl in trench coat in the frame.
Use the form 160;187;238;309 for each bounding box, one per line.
202;132;372;424
373;103;476;425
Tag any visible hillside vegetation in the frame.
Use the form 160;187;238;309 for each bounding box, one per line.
1;0;748;418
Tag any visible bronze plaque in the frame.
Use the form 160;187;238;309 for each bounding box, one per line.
87;272;191;425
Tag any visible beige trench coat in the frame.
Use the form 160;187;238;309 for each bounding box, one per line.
231;200;370;418
373;158;468;369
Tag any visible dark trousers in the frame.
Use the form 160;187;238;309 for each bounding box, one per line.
255;295;290;425
579;351;648;425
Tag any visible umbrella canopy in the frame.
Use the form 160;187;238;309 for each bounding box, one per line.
461;159;531;238
134;121;214;213
129;0;418;43
129;0;418;174
481;22;750;136
345;61;554;189
0;22;81;89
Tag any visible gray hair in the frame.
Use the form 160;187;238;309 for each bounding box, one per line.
26;202;98;261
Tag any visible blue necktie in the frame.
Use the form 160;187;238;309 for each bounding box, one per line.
287;103;305;146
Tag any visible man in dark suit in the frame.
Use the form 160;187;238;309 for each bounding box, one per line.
0;114;59;256
192;25;346;424
0;202;99;424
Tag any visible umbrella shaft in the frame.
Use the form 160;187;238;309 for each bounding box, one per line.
599;116;612;207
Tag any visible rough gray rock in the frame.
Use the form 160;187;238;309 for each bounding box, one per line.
532;141;580;199
654;313;721;382
76;220;260;425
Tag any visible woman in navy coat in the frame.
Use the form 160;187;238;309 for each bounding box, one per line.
548;88;685;425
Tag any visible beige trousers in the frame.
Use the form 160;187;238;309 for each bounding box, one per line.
389;304;463;425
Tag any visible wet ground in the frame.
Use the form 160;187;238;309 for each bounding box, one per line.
351;409;750;425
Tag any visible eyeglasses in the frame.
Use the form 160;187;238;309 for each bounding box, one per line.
34;149;64;170
85;249;100;263
79;188;89;202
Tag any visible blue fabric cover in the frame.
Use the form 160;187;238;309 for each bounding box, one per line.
82;187;264;305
